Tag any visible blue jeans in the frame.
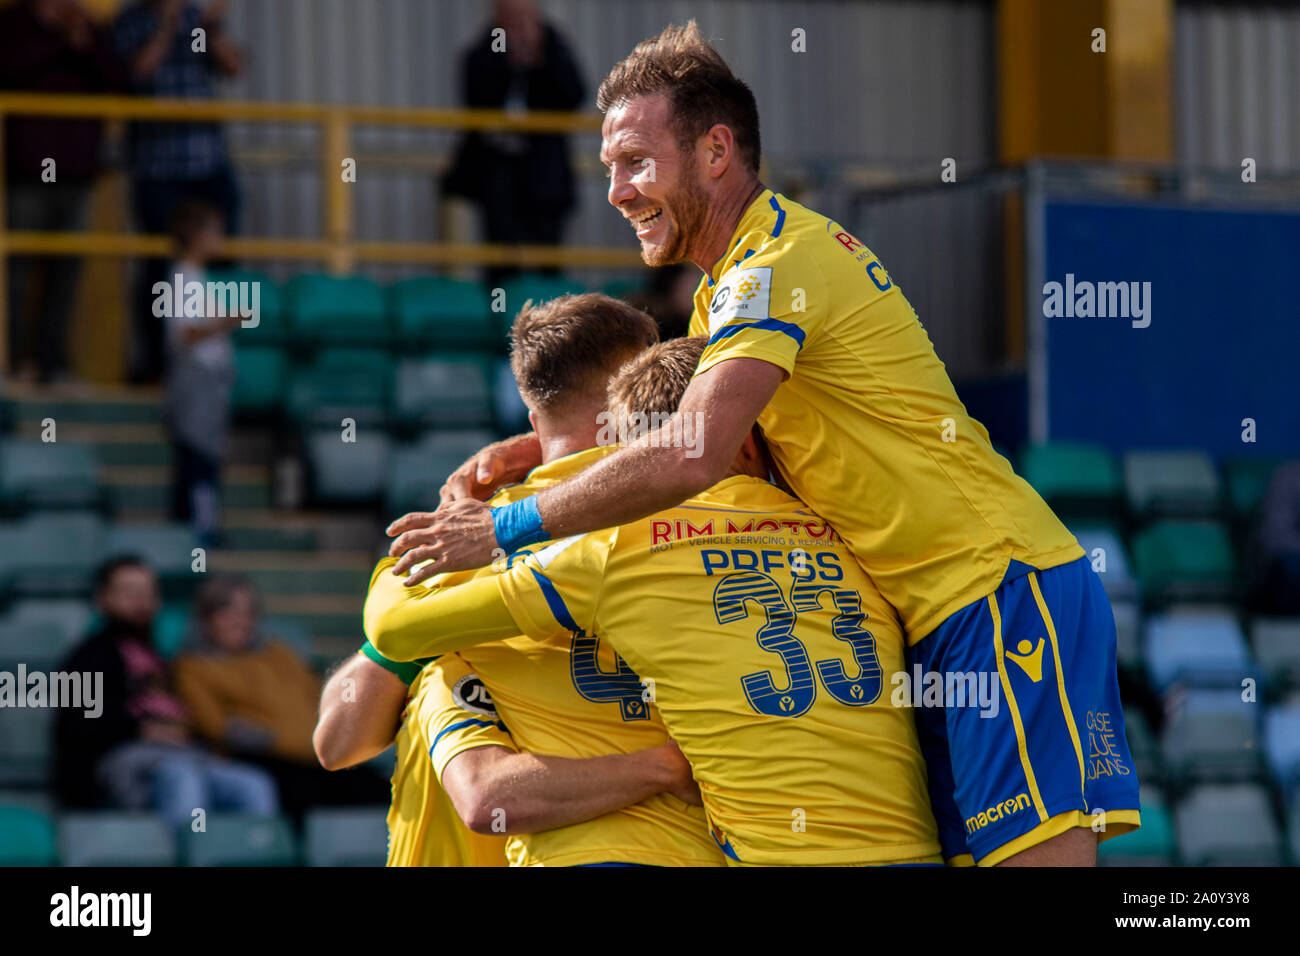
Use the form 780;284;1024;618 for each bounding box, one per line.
98;741;279;827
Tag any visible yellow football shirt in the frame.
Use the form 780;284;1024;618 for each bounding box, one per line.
371;447;725;869
386;658;510;867
368;473;942;866
688;189;1083;641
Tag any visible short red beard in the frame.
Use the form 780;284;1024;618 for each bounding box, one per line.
641;152;709;267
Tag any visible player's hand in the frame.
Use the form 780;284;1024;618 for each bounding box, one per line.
386;498;498;584
440;433;542;504
656;741;703;806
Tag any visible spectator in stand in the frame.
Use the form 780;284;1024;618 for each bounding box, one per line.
173;574;391;820
442;0;584;287
52;556;279;826
1259;460;1300;615
161;199;236;550
112;0;242;383
0;0;127;384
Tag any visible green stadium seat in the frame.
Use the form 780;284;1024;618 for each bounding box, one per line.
285;274;389;349
303;806;389;866
305;429;392;505
0;511;105;600
498;273;587;333
0;439;101;513
1251;618;1300;692
206;269;284;346
385;430;497;517
287;349;393;428
1176;783;1284;865
388;277;496;351
0;600;92;664
1131;519;1236;602
154;603;193;659
601;276;646;301
0;804;57;866
392;357;494;431
1224;457;1285;518
105;524;199;601
180;814;297;866
1097;786;1176;865
232;346;289;418
59;813;178;866
1124;450;1222;518
1020;442;1121;518
0;706;54;787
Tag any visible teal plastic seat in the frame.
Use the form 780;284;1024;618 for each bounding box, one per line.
0;707;54;787
1021;442;1121;515
498;273;588;333
1;511;105;599
1124;450;1222;518
205;269;284;346
1252;618;1300;692
303;807;389;866
287;348;393;428
105;524;199;601
385;430;497;517
1224;457;1284;517
1131;520;1236;602
305;429;392;505
392;356;494;431
285;274;388;349
232;346;289;418
1098;788;1176;865
181;814;298;866
388;277;496;351
0;804;57;865
0;439;101;512
59;813;178;866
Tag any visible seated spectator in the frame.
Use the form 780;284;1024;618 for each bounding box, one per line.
1259;460;1300;614
173;574;390;819
162;199;237;549
53;556;279;826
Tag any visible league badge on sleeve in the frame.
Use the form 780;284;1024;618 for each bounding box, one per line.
707;267;773;335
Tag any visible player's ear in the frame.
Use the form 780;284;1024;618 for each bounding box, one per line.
703;124;733;180
527;409;538;435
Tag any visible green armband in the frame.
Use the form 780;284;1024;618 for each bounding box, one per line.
358;640;435;686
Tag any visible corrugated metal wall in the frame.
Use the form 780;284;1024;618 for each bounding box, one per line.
1175;4;1300;172
216;0;996;256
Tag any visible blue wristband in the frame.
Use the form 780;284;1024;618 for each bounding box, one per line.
491;496;548;553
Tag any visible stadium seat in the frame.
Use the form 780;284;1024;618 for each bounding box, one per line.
1144;606;1252;692
287;348;393;428
1264;702;1300;798
391;356;495;431
0;439;102;513
1123;450;1222;518
0;804;57;866
1161;689;1262;783
232;346;290;418
1111;600;1142;672
388;277;496;351
303;806;389;866
305;429;392;505
1072;526;1137;602
1176;783;1284;865
1020;442;1122;518
180;814;297;866
385;430;497;518
0;511;105;600
1251;618;1300;692
0;599;92;661
58;813;178;866
0;706;55;788
1131;520;1236;602
498;273;587;334
285;273;389;349
153;603;193;659
1097;786;1176;865
1224;457;1284;518
205;269;284;345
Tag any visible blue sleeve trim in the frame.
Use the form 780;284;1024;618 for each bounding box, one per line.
528;566;581;633
708;317;806;350
768;196;786;237
430;717;509;752
491;496;548;553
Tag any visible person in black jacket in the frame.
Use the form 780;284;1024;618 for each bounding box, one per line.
52;555;278;825
442;0;585;286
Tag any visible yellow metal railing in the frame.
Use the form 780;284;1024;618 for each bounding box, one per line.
0;93;642;369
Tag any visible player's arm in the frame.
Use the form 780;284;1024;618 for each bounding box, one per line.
389;356;784;583
312;645;412;771
363;557;521;662
441;741;701;835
